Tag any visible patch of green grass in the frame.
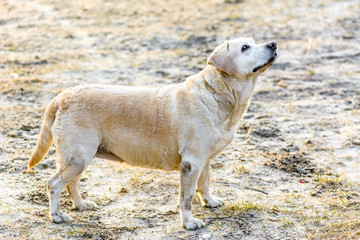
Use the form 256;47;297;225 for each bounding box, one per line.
130;173;143;185
67;227;87;237
315;174;344;184
212;221;220;231
286;191;302;200
282;218;295;227
271;204;279;212
233;165;250;174
224;201;261;215
308;69;315;76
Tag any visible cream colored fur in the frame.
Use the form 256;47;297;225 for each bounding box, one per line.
27;37;277;230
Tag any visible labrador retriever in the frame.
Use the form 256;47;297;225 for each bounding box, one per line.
27;37;277;230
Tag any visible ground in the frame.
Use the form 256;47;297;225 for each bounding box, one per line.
0;0;360;239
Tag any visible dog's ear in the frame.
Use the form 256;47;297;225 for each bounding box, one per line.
207;41;236;75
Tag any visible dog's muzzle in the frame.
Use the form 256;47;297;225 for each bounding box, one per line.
253;42;278;73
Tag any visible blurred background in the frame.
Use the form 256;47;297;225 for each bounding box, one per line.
1;0;358;87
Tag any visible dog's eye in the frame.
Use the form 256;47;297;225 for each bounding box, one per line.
242;45;250;52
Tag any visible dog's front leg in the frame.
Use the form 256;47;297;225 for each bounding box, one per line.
196;160;224;208
179;157;205;230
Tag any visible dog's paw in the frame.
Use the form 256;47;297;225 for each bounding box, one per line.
51;212;72;223
203;196;224;208
74;200;98;211
183;218;205;230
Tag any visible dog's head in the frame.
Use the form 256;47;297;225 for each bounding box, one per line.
207;38;277;77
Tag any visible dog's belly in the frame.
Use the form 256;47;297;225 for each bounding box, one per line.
95;146;125;162
100;133;181;170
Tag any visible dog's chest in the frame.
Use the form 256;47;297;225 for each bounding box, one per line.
204;125;236;160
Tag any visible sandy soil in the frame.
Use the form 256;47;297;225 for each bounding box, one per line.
1;0;360;239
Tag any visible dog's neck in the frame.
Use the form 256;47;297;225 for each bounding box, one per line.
195;65;259;128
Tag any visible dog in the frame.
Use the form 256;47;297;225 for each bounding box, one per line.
27;37;277;230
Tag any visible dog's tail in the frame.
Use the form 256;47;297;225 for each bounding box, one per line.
27;97;59;172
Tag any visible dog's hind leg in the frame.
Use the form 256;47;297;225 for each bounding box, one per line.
196;160;224;208
48;165;83;223
66;175;98;211
48;129;99;223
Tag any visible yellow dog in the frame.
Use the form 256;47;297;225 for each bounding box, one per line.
28;38;277;230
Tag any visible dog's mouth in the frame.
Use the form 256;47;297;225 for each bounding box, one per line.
253;52;277;73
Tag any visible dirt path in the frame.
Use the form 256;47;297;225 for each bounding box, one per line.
1;0;360;239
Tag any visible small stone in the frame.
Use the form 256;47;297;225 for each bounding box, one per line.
38;158;56;169
119;187;129;193
20;125;33;131
211;162;224;169
202;233;211;239
7;131;23;138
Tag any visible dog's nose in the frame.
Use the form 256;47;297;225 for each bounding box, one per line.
266;41;277;50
